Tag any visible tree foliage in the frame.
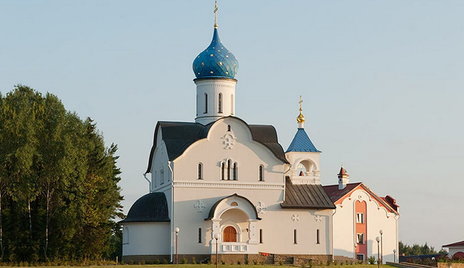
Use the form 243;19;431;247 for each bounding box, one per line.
399;241;447;256
0;85;123;262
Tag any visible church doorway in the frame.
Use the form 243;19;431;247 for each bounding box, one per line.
223;226;237;242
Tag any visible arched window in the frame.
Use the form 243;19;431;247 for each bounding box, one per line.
198;163;203;180
204;93;208;114
259;165;264;181
218;93;223;113
233;162;238;180
227;159;231;180
316;229;320;244
227;125;231;132
221;162;225;180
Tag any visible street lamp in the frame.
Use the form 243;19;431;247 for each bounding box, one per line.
175;227;180;264
376;237;380;268
379;230;383;264
393;249;397;263
214;233;220;268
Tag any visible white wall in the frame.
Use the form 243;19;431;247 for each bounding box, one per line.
448;246;464;258
195;79;236;125
123;222;171;256
167;117;333;256
333;187;399;262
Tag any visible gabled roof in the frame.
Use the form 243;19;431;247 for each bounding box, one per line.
443;241;464;248
120;192;170;223
322;183;399;214
323;183;362;203
281;178;336;209
286;128;320;152
146;117;288;173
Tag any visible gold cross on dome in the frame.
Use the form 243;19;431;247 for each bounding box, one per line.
214;0;219;28
299;96;303;111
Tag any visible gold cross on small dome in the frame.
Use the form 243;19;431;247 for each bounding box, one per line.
297;96;305;123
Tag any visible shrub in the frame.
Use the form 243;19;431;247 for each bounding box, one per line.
368;256;376;264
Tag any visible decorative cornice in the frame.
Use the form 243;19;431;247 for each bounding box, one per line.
172;180;284;190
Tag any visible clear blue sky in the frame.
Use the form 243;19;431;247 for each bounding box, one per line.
1;1;463;250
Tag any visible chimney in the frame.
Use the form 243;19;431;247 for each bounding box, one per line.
338;167;350;190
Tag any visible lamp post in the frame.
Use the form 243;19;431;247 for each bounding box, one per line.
379;230;383;264
175;227;180;264
214;233;220;268
393;249;397;263
376;237;380;268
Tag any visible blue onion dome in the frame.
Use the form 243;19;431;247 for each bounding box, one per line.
193;28;239;79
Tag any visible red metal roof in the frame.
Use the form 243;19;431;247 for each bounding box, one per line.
323;183;361;203
322;183;399;214
443;241;464;247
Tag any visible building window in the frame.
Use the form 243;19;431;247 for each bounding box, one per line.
316;229;320;244
259;229;263;244
198;163;203;180
227;125;231;131
357;254;364;261
356;213;364;223
160;169;164;185
357;233;364;244
218;93;223;113
221;162;225;180
259;165;264;181
227;159;231;180
204;93;208;113
198;228;202;243
233;162;238;180
293;229;297;244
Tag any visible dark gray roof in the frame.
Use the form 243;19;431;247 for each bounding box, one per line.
120;192;170;223
281;178;336;209
146;117;288;173
205;193;261;221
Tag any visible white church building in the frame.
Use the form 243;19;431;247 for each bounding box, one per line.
121;5;400;265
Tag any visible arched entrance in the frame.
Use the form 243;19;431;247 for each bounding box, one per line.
223;226;237;242
453;252;464;260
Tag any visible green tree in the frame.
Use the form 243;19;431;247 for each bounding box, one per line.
0;85;123;262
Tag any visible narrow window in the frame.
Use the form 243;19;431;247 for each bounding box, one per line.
356;213;364;224
259;165;264;181
316;229;320;244
198;228;202;243
227;125;231;131
227;159;231;180
233;162;238;180
231;94;234;114
293;229;297;244
198;163;203;180
221;162;225;180
204;93;208;114
218;93;223;113
160;169;164;185
356;233;364;244
259;229;263;244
